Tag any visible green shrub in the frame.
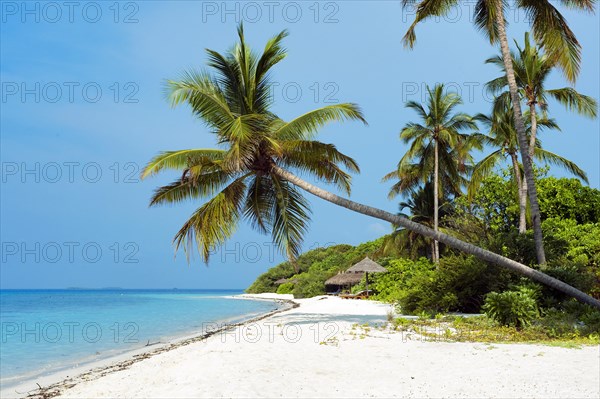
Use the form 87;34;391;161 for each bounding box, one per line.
483;287;539;329
580;308;600;335
292;271;330;298
536;177;600;224
276;282;294;295
371;257;432;303
394;255;509;314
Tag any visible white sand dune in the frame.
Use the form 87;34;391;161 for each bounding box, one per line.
23;295;600;398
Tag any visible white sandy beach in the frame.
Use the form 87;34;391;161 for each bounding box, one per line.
13;294;600;398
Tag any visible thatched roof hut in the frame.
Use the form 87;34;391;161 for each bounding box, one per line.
325;272;364;286
324;258;387;294
346;257;387;274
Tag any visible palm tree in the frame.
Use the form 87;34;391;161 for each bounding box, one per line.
380;182;454;260
383;84;477;263
486;31;598;166
142;25;600;308
401;0;596;265
470;104;588;233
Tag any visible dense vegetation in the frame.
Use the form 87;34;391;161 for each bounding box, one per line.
247;173;600;336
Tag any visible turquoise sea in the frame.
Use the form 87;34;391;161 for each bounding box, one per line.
0;289;279;389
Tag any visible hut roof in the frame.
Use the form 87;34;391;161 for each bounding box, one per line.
324;272;364;286
346;257;387;273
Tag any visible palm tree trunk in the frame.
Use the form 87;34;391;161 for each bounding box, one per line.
430;241;435;262
494;1;546;265
271;165;600;309
510;153;527;233
528;102;538;160
522;176;529;229
433;139;440;264
521;102;539;234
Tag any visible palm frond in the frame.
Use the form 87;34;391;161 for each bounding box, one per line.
270;174;311;265
547;88;598;118
244;174;276;234
173;176;248;263
279;140;359;194
534;148;589;182
557;0;596;12
149;170;231;207
518;0;582;82
468;150;503;199
254;30;288;112
141;149;226;179
273;104;367;141
165;70;234;128
474;0;502;44
401;0;460;48
205;48;246;114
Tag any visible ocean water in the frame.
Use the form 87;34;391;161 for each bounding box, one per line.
0;289;279;388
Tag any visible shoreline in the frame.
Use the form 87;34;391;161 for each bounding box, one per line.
7;295;600;398
2;294;298;399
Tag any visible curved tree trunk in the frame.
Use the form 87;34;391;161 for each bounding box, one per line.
271;165;600;309
510;153;527;234
494;1;546;265
433;139;440;264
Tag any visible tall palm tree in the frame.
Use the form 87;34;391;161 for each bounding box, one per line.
470;104;588;233
383;84;477;263
401;0;596;265
142;25;600;308
486;32;598;165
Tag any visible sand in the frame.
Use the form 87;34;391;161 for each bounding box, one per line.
11;294;600;398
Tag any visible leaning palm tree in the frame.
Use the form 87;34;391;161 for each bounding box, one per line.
383;84;478;263
142;25;600;308
401;0;596;265
486;32;598;164
470;104;588;233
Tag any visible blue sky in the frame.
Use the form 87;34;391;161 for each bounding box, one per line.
1;1;598;289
